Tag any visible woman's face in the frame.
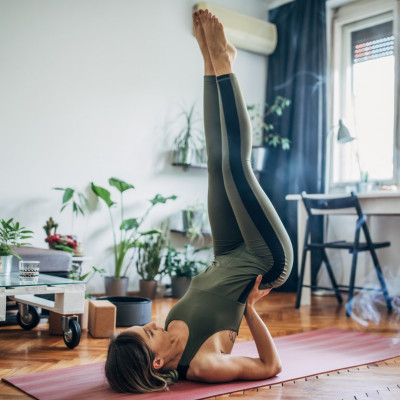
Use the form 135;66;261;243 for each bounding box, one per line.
124;322;170;356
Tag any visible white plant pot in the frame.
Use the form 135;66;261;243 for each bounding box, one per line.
251;147;269;172
173;148;194;165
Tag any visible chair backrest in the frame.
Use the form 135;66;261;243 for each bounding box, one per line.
301;191;363;219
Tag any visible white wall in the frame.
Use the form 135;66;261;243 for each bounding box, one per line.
0;0;269;293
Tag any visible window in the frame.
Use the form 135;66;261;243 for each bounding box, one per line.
329;4;397;189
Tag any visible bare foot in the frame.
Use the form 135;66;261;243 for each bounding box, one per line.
198;9;236;76
193;11;215;75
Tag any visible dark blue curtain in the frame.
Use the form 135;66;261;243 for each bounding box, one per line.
260;0;327;291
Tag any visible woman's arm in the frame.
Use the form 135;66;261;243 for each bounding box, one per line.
191;275;282;382
244;275;282;374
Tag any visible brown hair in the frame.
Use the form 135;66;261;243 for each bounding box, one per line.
105;332;179;393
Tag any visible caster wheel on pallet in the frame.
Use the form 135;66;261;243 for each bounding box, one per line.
16;305;40;330
63;318;81;349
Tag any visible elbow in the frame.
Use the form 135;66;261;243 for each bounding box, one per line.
266;361;282;378
274;362;282;376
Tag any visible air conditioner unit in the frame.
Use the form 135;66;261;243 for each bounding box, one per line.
193;2;277;56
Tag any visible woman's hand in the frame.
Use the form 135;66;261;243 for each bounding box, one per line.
246;275;272;308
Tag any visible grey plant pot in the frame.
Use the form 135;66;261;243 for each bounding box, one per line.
139;279;157;300
99;296;152;327
171;276;191;298
104;276;129;297
0;255;14;275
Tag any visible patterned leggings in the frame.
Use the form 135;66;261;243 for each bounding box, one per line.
204;73;293;292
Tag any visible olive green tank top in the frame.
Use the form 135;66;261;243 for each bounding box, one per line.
164;244;268;378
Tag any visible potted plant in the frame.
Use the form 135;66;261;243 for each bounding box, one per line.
0;219;33;275
91;177;176;296
247;96;291;172
45;234;79;254
182;202;207;243
165;244;210;298
53;187;89;235
172;103;206;170
135;229;167;300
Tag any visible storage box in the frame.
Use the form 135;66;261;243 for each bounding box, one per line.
88;300;116;338
48;311;63;335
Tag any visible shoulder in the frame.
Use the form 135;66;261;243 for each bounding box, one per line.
187;353;282;383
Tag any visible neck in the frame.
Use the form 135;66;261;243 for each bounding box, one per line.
163;328;186;370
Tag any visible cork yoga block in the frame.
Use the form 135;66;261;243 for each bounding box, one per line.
88;300;116;338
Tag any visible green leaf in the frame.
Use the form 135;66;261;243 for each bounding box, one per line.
78;192;90;209
109;177;134;193
281;138;291;150
53;244;75;253
149;194;177;205
62;188;74;204
91;183;116;208
120;218;139;231
80;272;91;281
139;229;162;236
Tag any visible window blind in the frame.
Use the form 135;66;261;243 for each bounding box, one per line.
352;20;394;63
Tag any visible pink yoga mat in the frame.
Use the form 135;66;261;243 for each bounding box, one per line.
3;328;400;400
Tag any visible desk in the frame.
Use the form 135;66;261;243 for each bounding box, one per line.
286;191;400;306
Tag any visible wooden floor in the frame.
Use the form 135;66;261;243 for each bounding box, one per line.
0;292;399;399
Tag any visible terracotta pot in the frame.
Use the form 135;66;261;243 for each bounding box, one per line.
104;276;129;297
139;279;157;300
171;276;191;298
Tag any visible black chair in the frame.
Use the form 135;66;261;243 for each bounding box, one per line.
296;191;392;316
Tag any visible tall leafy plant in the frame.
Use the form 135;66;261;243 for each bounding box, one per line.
53;187;89;233
91;178;176;279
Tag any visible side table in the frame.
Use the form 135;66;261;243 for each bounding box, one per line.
0;273;86;348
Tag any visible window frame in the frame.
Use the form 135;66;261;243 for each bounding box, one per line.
326;0;400;192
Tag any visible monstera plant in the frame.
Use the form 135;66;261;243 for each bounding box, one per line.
91;177;176;296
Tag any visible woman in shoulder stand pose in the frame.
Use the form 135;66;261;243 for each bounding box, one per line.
105;9;293;393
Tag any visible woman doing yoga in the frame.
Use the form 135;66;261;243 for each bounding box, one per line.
105;9;293;393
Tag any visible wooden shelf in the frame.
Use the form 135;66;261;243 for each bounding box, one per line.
172;163;207;169
170;229;211;237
